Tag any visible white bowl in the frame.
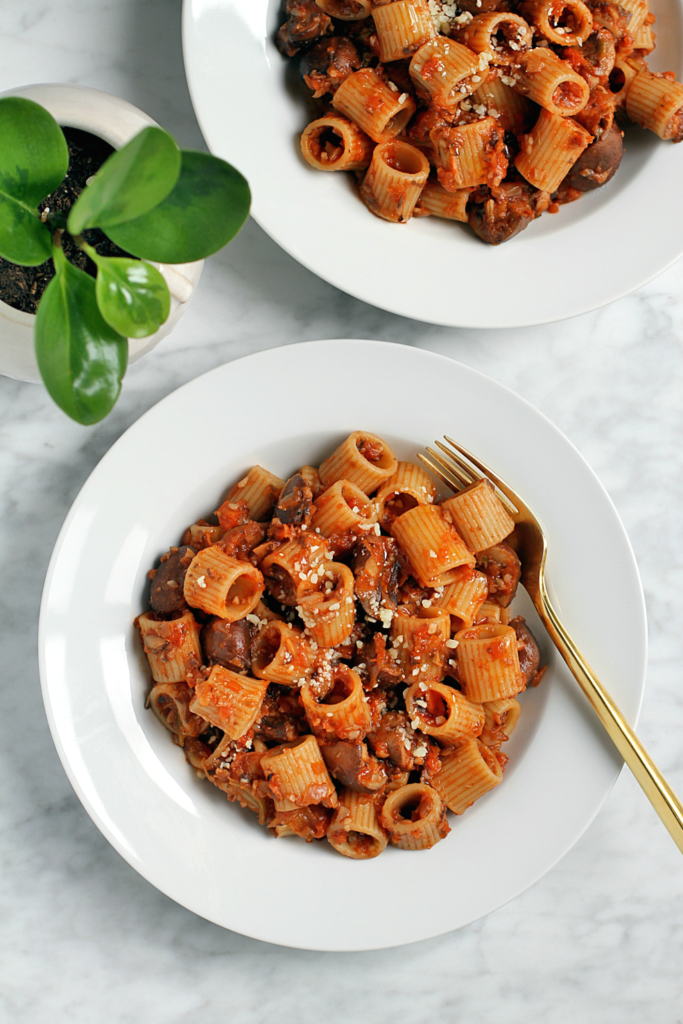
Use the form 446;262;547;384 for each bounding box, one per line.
39;340;647;950
183;0;683;328
0;83;203;383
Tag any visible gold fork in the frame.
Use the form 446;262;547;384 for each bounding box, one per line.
420;435;683;854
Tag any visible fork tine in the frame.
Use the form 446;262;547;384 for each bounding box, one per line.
417;452;462;493
424;446;475;489
442;435;519;515
433;441;479;485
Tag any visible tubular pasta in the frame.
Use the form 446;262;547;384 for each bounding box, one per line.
431;117;508;190
261;734;338;808
226;466;284;522
372;0;434;62
409;38;486;112
261;536;331;606
360;139;430;224
391;606;451;684
432;567;489;630
310;479;378;554
301;113;374;171
147;681;204;744
431;738;504;813
137;611;202;683
251;620;315;686
475;599;511;625
414;180;471;222
332;68;416;144
515;108;593;194
469;72;533;134
440;478;515;553
379;783;450;849
391;503;475;587
190;665;269;738
183;546;264;620
297;562;356;647
405;681;485;744
633;22;655;53
301;665;371;741
626;70;683;138
375;461;437;531
454;623;525;701
520;0;593;46
619;0;650;39
327;789;388;858
480;697;521;746
187;522;224;549
510;49;590;117
319;430;398;493
457;12;533;62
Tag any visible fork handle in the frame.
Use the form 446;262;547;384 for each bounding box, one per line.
534;586;683;853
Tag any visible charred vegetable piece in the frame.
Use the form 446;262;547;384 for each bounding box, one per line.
276;0;332;57
271;804;332;841
273;473;314;527
253;687;304;742
220;520;266;562
366;710;427;771
476;541;521;607
351;535;399;621
202;618;252;672
300;36;361;97
321;740;388;792
509;615;542;685
355;633;402;690
562;28;616;85
562;123;623;191
149;545;195;615
468;182;537;246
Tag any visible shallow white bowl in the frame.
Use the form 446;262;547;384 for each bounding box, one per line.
39;340;647;950
183;0;683;328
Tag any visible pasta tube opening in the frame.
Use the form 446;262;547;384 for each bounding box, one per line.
379;783;450;850
301;114;374;171
251;620;314;685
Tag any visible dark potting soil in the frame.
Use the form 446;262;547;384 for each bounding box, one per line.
0;126;135;315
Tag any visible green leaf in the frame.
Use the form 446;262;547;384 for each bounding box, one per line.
0;96;68;265
104;151;250;263
35;245;128;425
67;126;181;235
93;254;170;338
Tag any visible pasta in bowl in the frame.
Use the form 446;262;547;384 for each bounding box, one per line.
183;0;683;326
278;0;683;244
39;339;647;947
138;430;547;858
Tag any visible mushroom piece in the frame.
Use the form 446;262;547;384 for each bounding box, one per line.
476;541;521;607
351;535;399;621
509;615;542;685
149;546;195;615
321;740;388;792
202;618;252;673
273;473;314;527
562;123;624;192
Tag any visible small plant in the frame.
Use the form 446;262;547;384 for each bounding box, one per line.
0;97;250;424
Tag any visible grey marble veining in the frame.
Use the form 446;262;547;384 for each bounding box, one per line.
2;1;683;1021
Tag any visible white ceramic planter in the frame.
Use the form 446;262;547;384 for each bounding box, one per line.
0;83;203;383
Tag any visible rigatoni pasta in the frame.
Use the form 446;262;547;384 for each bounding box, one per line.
138;430;546;858
277;0;683;246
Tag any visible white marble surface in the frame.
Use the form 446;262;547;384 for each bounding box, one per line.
2;1;683;1020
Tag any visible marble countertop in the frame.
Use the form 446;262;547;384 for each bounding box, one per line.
2;1;683;1020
